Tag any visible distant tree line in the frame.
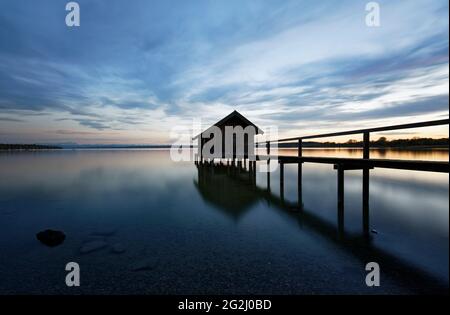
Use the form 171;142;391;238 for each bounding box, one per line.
0;144;62;150
277;137;449;148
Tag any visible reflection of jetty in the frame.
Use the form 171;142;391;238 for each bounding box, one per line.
195;117;449;237
194;160;448;293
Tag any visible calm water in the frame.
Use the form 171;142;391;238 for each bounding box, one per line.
0;149;448;294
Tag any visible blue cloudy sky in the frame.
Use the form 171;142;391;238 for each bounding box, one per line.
0;0;448;144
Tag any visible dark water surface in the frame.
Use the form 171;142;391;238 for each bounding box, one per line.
0;149;448;294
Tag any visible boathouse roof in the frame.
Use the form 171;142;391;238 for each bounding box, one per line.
192;110;264;140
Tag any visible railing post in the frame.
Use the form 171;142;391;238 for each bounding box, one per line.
298;139;302;157
363;132;370;159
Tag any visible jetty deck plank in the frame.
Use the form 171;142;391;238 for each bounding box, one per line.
257;155;449;173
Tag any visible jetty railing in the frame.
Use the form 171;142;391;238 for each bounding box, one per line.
257;118;449;161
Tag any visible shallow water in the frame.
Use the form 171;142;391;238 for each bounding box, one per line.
0;149;448;294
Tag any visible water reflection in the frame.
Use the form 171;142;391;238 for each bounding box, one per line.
0;149;447;294
195;159;448;293
194;162;258;220
258;148;449;161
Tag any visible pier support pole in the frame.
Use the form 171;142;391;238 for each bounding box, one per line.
362;132;370;237
253;161;256;186
266;141;271;192
280;162;285;202
298;139;303;210
337;164;344;235
298;164;303;209
362;168;370;236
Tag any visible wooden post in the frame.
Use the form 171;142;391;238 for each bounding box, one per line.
363;132;370;159
298;164;303;209
298;139;302;157
253;161;257;185
362;132;370;237
266;141;271;191
337;164;344;235
280;162;284;202
199;137;203;163
363;168;370;236
298;139;303;209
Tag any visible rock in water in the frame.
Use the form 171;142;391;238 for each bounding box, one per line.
111;243;126;254
80;240;108;254
36;229;66;247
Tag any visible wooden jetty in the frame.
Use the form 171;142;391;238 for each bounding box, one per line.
257;118;449;236
195;117;449;237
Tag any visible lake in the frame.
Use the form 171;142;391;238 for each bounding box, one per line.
0;148;448;294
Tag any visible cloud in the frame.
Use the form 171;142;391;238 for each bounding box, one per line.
0;0;448;143
0;117;24;122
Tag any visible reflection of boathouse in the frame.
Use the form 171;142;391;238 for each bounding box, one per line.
193;110;263;161
194;162;257;220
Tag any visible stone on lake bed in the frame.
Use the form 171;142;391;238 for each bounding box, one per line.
36;229;66;247
130;258;159;271
80;240;108;254
111;243;126;254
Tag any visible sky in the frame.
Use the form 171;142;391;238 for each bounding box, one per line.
0;0;448;144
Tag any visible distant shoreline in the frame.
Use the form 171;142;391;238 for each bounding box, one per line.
1;144;448;151
1;137;448;151
0;144;62;151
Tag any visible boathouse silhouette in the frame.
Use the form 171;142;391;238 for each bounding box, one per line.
193;110;263;163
